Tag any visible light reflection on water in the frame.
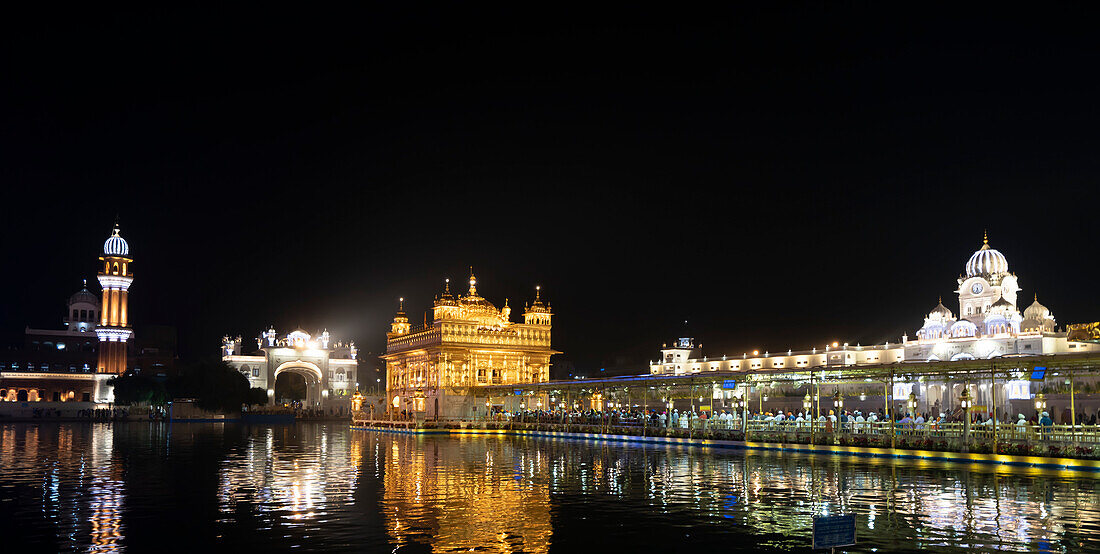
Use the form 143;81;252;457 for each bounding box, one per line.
2;423;1099;552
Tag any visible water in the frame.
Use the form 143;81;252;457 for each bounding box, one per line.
2;423;1099;553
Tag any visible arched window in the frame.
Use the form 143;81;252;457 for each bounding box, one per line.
112;262;120;275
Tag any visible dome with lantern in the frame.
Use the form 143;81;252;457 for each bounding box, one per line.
69;280;100;308
457;273;509;327
1021;294;1056;333
103;224;130;256
965;232;1008;277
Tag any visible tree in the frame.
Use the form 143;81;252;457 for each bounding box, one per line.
167;358;250;413
247;387;268;406
108;373;169;406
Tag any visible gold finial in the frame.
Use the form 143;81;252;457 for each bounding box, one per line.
983;229;988;245
468;267;477;295
444;278;450;295
938;295;942;304
535;285;541;302
398;297;405;312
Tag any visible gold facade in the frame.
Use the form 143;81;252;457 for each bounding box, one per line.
382;275;559;418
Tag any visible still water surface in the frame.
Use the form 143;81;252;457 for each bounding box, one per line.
1;423;1098;552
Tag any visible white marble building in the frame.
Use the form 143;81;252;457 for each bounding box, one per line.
650;234;1099;376
222;328;358;409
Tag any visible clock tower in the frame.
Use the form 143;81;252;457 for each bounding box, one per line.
956;232;1019;331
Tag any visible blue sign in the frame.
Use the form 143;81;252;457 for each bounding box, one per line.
1031;367;1047;381
721;379;737;390
813;514;856;550
514;390;523;396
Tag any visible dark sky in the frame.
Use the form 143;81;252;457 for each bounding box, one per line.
3;6;1099;373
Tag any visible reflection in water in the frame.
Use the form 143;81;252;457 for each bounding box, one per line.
216;425;360;528
382;434;551;552
2;423;1100;552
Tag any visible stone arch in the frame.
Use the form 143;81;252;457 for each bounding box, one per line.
273;360;325;407
950;352;975;361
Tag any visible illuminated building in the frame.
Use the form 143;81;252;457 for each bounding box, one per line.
222;328;358;409
650;233;1100;375
0;224;134;406
96;223;133;374
382;273;559;418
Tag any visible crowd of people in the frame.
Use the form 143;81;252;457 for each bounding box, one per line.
472;406;1097;435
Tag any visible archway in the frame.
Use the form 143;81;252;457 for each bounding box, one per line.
273;361;324;408
274;372;307;406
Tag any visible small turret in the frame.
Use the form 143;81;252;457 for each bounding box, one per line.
523;285;552;325
391;297;411;335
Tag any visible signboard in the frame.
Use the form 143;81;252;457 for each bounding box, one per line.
812;514;855;550
1030;367;1047;381
514;389;523;396
721;379;737;390
699;405;712;411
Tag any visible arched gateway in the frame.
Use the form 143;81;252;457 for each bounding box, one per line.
221;329;358;410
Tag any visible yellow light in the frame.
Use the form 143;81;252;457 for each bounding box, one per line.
833;341;839;347
752;350;759;356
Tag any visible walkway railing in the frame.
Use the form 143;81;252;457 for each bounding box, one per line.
352;412;1100;458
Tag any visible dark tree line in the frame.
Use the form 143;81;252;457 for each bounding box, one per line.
108;359;267;413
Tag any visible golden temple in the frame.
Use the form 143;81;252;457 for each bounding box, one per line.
382;273;559;419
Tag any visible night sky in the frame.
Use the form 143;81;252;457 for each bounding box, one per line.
4;6;1100;375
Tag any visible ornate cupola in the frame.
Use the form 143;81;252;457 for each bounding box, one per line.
96;221;134;374
523;285;552;325
390;297;411;336
1022;294;1056;333
432;278;460;321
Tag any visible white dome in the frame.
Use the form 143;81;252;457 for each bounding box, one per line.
103;226;129;256
1024;295;1052;320
928;300;953;320
965;236;1007;277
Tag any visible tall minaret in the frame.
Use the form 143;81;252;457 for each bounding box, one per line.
96;222;134;374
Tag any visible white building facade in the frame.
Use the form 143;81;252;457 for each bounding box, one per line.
651;234;1100;376
222;329;358;409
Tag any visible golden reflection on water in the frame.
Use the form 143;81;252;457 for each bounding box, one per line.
381;434;552;553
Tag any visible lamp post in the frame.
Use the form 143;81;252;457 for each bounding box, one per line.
804;393;814;443
959;387;972;453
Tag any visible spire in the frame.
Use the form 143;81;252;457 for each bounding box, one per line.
468;267;477;296
535;285;541;302
82;278;87;289
981;229;989;248
398;297;405;313
444;278;451;295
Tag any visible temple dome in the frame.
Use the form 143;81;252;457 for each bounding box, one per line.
103;226;130;256
989;294;1015;313
1024;295;1052;320
69;281;99;307
928;300;953;320
965;234;1007;277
